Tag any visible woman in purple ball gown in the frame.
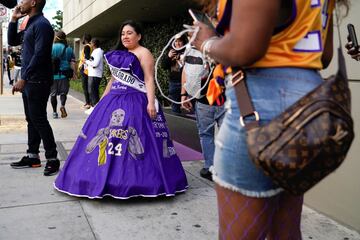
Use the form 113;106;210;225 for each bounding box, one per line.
54;20;188;199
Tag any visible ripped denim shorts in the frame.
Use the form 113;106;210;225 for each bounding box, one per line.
212;67;323;198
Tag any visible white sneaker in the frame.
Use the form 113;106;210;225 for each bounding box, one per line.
85;107;94;115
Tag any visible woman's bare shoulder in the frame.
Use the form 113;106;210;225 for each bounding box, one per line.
138;46;153;58
135;46;154;64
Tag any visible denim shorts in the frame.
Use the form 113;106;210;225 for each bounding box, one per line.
212;67;323;198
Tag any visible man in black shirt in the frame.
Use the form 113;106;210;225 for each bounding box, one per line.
8;0;60;176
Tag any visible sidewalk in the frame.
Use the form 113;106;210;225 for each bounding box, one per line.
0;81;359;240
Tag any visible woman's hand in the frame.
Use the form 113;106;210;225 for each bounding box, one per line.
192;22;217;52
147;102;157;120
11;5;26;21
181;95;193;112
345;41;360;61
168;49;177;58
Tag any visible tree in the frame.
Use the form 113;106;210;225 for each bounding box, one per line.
52;10;63;31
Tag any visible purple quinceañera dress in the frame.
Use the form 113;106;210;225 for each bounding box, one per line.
54;50;188;199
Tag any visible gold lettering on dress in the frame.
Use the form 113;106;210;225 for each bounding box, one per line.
109;129;129;140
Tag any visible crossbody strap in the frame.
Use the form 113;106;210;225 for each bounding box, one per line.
60;45;68;60
231;69;259;130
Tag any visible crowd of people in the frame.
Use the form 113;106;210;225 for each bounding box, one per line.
50;30;76;119
3;0;356;238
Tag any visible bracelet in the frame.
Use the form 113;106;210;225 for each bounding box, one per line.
200;36;219;53
201;36;219;64
200;40;208;54
180;93;188;97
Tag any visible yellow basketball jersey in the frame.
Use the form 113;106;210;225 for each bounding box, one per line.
216;0;335;69
253;0;335;69
78;44;93;74
217;0;226;23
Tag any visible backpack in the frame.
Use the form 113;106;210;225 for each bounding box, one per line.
183;47;209;99
52;45;67;76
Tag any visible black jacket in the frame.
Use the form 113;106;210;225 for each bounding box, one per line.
8;13;54;83
162;49;184;83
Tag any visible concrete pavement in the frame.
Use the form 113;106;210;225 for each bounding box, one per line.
0;81;359;240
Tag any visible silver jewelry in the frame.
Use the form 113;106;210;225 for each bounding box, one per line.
201;36;219;64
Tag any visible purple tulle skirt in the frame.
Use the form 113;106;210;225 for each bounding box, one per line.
54;86;188;199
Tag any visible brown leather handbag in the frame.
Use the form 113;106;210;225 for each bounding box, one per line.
232;48;354;195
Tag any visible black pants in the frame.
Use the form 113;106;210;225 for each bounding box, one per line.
169;81;181;113
22;82;57;159
80;68;91;105
50;79;70;112
50;95;67;113
7;67;12;84
88;76;101;106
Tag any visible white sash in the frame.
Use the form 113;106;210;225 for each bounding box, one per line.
109;65;147;93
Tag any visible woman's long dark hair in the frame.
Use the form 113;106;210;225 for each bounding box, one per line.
113;20;144;50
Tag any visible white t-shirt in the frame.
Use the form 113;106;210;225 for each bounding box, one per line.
86;48;104;78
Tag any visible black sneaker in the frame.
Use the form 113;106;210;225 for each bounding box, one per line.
10;156;41;169
44;159;60;176
200;168;213;181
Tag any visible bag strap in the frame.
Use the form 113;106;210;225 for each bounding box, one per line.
232;7;347;131
60;45;67;60
231;69;259;130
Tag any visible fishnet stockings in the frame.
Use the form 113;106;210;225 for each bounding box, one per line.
216;184;303;240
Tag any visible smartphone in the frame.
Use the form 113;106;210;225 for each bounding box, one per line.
188;9;215;30
347;24;359;50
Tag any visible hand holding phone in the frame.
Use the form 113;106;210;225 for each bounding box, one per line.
188;9;215;30
188;8;219;51
347;24;358;50
346;24;360;61
11;5;26;21
168;49;176;58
